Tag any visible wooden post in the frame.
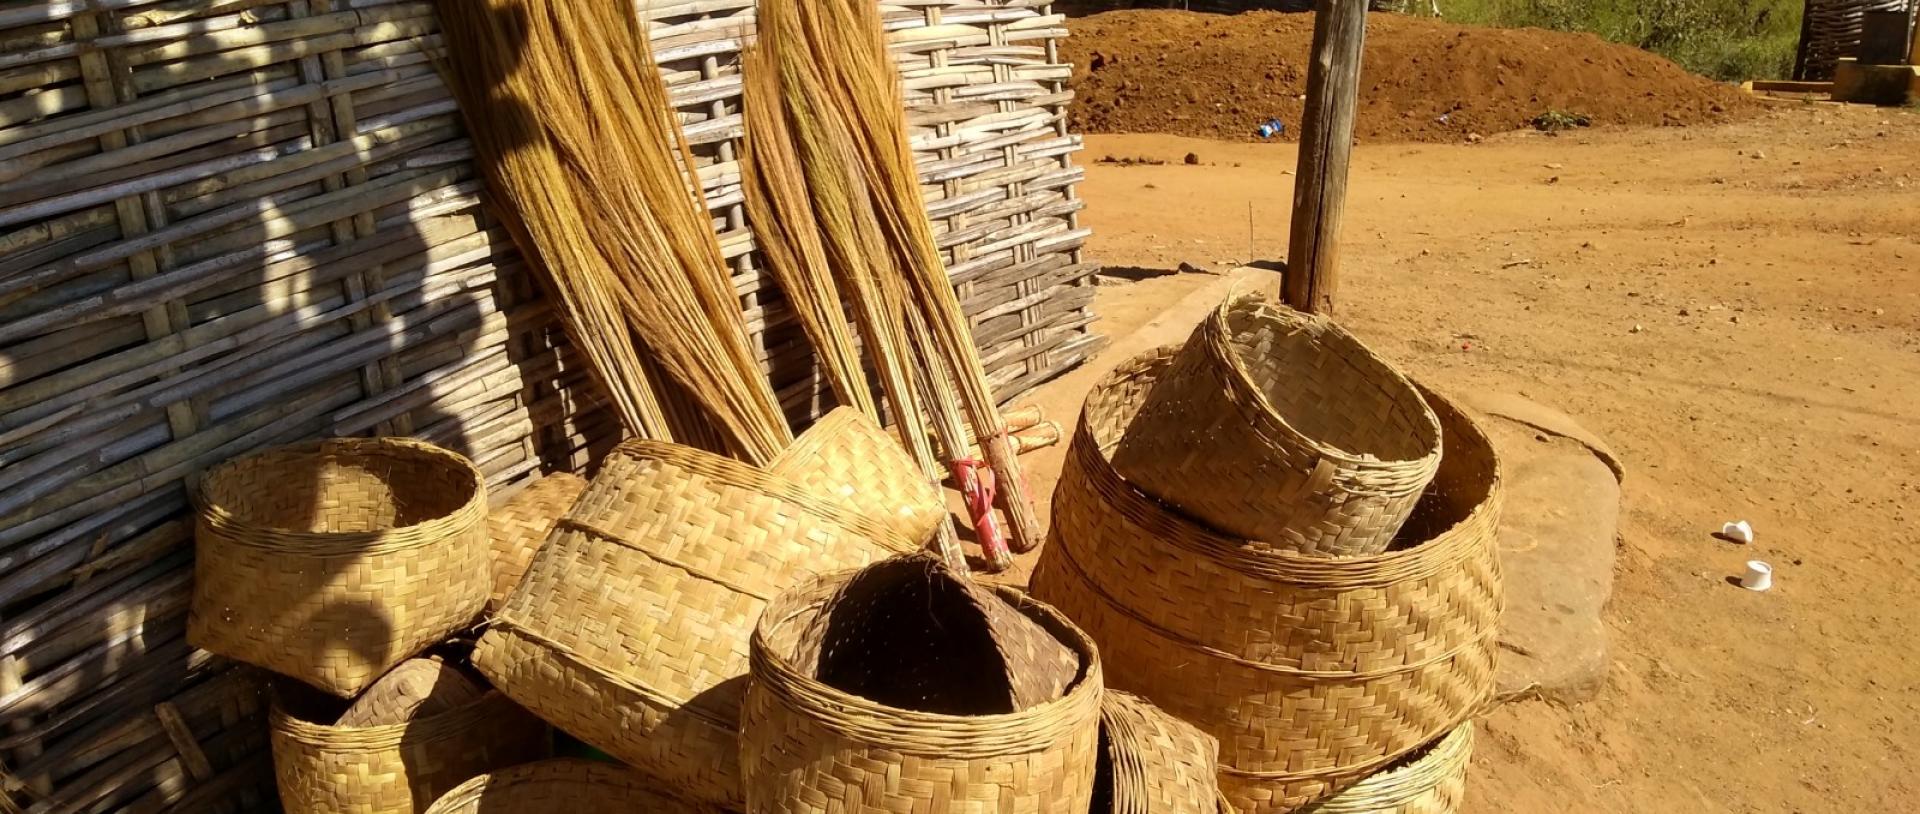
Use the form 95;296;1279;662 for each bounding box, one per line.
1285;0;1369;315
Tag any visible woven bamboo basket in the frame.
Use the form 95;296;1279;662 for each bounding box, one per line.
1097;691;1223;814
423;758;723;813
765;408;948;546
475;410;942;807
270;689;550;814
485;473;589;611
741;561;1104;814
1293;725;1473;814
339;658;487;727
1109;292;1442;556
1030;345;1501;814
189;437;491;697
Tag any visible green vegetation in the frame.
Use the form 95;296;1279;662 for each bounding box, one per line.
1530;109;1594;131
1422;0;1804;81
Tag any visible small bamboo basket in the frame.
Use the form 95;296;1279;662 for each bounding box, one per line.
423;759;724;813
1097;691;1223;814
475;409;942;808
270;689;550;814
1292;725;1473;814
1032;345;1501;814
1110;292;1442;556
189;437;491;697
484;472;589;610
741;560;1104;814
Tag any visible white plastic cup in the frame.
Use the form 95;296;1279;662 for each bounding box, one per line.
1721;520;1754;544
1740;560;1773;592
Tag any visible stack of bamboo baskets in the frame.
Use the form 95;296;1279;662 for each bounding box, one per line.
1032;291;1505;814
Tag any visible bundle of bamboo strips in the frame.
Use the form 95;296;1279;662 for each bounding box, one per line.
751;0;1045;560
437;0;790;465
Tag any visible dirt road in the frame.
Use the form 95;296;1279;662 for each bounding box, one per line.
1027;102;1920;813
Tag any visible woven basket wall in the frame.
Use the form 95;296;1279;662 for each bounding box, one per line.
422;758;724;814
1030;345;1502;814
1109;292;1442;556
188;437;490;697
741;566;1104;814
474;411;942;808
269;689;550;814
1293;725;1472;814
1097;691;1223;814
0;2;1087;810
483;472;588;610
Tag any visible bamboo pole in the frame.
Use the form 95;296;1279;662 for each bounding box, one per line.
1285;0;1368;316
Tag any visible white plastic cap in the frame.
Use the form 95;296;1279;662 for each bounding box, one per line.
1721;520;1754;544
1740;560;1773;592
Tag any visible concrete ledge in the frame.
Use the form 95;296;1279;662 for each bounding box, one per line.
1832;59;1920;106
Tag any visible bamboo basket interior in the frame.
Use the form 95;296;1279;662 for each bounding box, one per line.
0;1;1089;811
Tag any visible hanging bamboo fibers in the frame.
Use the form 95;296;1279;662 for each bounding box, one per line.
438;0;792;465
750;4;984;568
434;0;670;443
770;0;1046;551
741;47;875;420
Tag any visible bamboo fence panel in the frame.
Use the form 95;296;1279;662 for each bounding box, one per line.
1797;0;1913;79
0;1;1089;810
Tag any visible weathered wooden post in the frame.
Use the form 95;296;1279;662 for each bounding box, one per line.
1285;0;1369;315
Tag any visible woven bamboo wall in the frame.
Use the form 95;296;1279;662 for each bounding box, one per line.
0;1;1091;811
1798;0;1913;78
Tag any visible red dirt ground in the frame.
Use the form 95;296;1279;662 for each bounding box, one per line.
1063;10;1760;143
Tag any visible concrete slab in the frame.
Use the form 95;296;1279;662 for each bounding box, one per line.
1832;58;1920;105
1470;395;1623;704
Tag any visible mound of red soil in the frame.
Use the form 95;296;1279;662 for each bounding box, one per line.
1064;10;1759;143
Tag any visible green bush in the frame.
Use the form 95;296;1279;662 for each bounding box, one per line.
1424;0;1803;81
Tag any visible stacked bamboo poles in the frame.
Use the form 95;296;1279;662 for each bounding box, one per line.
437;0;791;465
752;0;1042;560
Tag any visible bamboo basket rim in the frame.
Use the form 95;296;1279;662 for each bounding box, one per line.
269;688;522;750
750;572;1103;758
1290;724;1473;812
1200;291;1442;472
193;436;487;556
1079;344;1502;588
422;758;705;813
604;437;930;555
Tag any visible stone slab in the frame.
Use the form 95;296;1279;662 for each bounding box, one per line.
1468;394;1623;704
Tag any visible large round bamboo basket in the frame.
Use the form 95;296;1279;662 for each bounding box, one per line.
1030;345;1501;814
1109;292;1442;556
741;564;1104;814
1097;691;1223;814
484;472;589;611
270;690;550;814
190;437;491;697
475;410;942;808
1291;725;1472;814
423;759;723;813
